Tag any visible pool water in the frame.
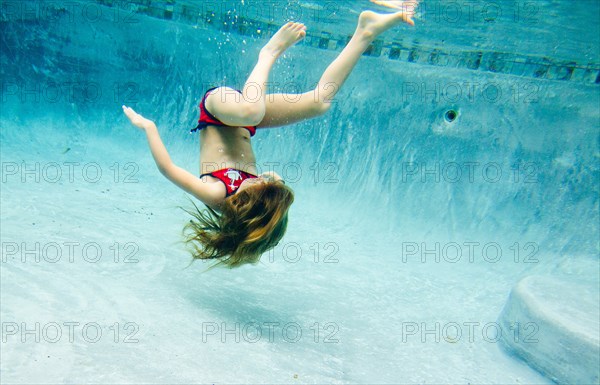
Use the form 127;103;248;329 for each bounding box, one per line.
1;1;598;383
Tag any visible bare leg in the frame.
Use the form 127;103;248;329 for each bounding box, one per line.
204;22;306;127
258;6;418;128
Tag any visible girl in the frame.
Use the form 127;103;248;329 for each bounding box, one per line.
123;1;419;268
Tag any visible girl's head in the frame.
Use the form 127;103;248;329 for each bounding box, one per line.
183;174;294;268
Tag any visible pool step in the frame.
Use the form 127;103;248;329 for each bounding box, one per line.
498;275;600;384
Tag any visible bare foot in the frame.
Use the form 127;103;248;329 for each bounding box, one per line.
359;1;419;40
260;22;307;59
370;0;419;14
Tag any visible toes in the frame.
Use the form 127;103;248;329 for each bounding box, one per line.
282;22;306;36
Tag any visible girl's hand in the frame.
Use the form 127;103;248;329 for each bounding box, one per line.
122;105;155;130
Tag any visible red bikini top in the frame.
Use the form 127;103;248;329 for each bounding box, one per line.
200;168;258;197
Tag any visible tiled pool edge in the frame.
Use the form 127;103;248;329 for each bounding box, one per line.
97;0;598;85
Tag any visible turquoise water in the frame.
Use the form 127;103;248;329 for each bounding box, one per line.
1;1;599;383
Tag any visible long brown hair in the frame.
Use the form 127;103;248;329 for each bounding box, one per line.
182;181;294;268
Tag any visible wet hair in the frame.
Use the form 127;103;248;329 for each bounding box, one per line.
182;181;294;269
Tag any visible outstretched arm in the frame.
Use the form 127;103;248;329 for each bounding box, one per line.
122;106;222;206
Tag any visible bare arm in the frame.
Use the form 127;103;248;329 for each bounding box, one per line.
122;106;222;207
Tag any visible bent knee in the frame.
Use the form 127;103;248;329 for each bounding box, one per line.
315;101;332;116
240;102;265;126
207;87;265;126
